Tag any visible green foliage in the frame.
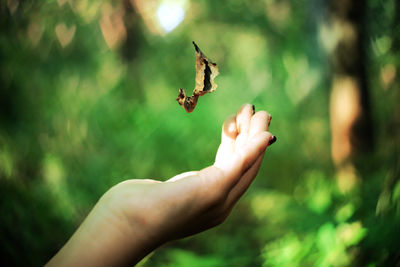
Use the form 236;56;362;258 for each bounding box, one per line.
1;0;399;266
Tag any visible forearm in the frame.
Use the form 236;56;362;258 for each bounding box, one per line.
46;197;156;267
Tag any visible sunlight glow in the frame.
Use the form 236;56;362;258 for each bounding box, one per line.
156;2;185;33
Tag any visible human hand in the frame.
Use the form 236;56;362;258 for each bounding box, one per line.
47;104;276;267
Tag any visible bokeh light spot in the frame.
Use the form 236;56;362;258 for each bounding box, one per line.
156;2;185;33
55;23;76;48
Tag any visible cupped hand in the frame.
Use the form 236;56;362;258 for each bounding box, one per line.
110;104;275;260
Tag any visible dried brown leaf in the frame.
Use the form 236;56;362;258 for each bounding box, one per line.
176;41;219;113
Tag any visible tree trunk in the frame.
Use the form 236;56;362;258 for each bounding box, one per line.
325;0;373;192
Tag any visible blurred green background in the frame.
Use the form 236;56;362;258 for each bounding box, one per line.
1;0;399;266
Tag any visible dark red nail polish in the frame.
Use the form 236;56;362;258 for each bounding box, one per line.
268;135;277;145
252;105;255;114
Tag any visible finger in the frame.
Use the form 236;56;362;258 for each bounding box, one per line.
226;133;277;206
236;103;254;134
222;114;238;143
225;153;264;207
215;115;237;165
249;111;270;138
238;131;272;172
235;104;254;149
216;131;272;191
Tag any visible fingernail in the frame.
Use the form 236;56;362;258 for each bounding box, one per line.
252;105;255;114
268;114;272;126
268;135;277;145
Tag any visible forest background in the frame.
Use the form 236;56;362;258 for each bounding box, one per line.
1;0;399;266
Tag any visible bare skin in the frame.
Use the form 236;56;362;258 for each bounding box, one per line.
46;104;275;267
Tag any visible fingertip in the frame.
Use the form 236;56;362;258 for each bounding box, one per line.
268;135;277;146
236;104;253;134
222;114;238;140
255;131;273;151
237;104;254;118
239;103;253;111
